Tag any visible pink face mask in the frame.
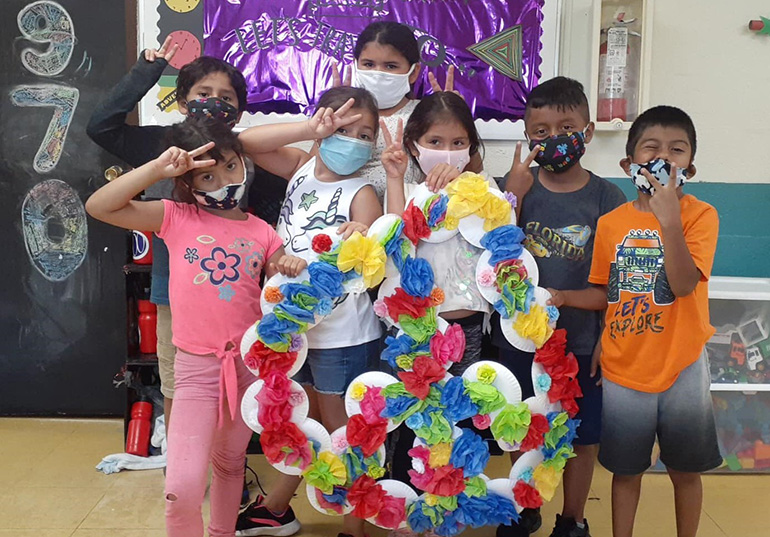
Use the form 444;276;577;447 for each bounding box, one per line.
415;144;471;175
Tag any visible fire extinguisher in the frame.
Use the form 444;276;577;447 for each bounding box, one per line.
597;11;641;122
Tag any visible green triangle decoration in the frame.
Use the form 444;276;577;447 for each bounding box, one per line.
467;26;524;81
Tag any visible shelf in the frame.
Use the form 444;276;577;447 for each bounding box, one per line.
123;262;152;274
594;119;633;132
710;383;770;393
126;353;158;366
709;276;770;301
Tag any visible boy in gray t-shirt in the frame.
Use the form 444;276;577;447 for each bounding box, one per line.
493;77;625;537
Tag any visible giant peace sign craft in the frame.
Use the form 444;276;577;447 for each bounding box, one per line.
239;173;583;535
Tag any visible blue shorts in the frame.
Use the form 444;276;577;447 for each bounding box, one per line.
495;348;602;445
293;339;380;395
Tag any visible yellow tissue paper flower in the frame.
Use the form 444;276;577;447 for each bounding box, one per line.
337;232;386;288
476;364;497;384
428;442;453;468
319;451;347;483
446;173;490;220
443;214;459;231
513;305;554;348
395;354;415;370
533;464;561;502
481;195;512;231
367;465;386;479
350;381;367;401
425;493;439;507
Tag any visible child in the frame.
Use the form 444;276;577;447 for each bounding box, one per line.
495;77;626;537
86;37;249;434
235;86;382;537
86;119;306;537
551;106;721;537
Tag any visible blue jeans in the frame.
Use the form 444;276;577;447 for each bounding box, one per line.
293;339;380;395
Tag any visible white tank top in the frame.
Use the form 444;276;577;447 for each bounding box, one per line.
276;157;382;349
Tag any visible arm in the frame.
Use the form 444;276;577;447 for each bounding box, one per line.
547;285;608;311
350;185;383;228
265;246;307;279
86;143;215;232
504;141;540;219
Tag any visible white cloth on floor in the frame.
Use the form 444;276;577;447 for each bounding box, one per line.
96;452;166;474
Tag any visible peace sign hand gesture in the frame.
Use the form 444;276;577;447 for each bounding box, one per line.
306;98;363;139
144;35;179;64
428;65;461;97
153;142;216;179
505;141;540;197
331;62;352;87
380;118;408;180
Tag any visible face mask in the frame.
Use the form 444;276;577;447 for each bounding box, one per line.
318;134;373;176
629;158;689;194
529;130;587;173
192;158;247;210
353;64;416;110
415;144;471;175
186;97;239;128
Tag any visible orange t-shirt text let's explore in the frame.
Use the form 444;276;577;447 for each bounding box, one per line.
588;195;718;393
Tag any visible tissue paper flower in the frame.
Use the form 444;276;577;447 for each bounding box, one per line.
312;233;333;253
375;495;407;529
337;232;386;288
350;382;367;401
303;451;347;494
520;413;550;452
472;413;492;430
476;364;497;384
491;403;532;445
347;414;387;457
533;464;561;501
480;225;525;265
264;286;283;303
430;287;445;306
372;299;388;318
430;324;466;367
513;481;543;509
478;268;496;287
347;475;386;519
428;442;453;468
513;305;554;348
403;200;431;245
308;261;345;299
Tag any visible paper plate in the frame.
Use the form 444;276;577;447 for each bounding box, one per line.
344;371;400;432
306;482;353;516
529;362;556;411
486;477;519;512
240;321;308;379
462;361;522;420
509;450;545;484
475;249;540;306
395;317;450;371
405;183;458;244
271;417;332;476
367;213;415;278
240;379;310;434
367;479;419;530
499;287;555;353
458;189;516;248
261;269;324;327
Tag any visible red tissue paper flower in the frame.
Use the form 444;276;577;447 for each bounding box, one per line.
548;376;583;417
398;355;446;400
520;413;550;452
472;414;492;430
244;340;297;377
348;475;386;519
312;233;333;253
384;288;433;320
408;466;435;491
260;422;311;469
513;481;543;509
375;495;407;529
534;329;568;370
423;465;466;497
256;371;292;406
347;414;388;457
360;386;387;425
402;200;430;245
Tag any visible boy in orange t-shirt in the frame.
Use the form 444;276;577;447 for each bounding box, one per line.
548;106;721;537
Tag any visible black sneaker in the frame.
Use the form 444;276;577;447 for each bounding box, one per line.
496;508;543;537
235;501;301;536
549;514;591;537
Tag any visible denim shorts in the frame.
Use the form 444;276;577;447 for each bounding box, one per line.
293;339;381;395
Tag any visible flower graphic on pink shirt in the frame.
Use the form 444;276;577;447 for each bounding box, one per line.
200;247;241;285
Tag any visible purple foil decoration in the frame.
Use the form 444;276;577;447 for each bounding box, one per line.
203;0;544;121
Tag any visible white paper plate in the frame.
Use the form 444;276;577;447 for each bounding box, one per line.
240;379;310;434
367;213;415;278
240;321;308;379
462;361;522;421
499;287;555;353
486;477;520;513
367;479;419;529
508;450;545;484
260;269;321;327
458;189;516;248
270;418;332;476
404;183;458;243
475;249;540;306
344;371;400;432
529;361;557;412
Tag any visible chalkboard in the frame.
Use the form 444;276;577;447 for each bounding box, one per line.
0;1;129;415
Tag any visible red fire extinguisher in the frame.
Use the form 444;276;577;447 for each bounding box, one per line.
597;11;641;122
137;299;157;354
126;400;153;457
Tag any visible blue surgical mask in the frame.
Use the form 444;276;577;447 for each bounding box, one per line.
629;158;689;194
318;134;373;176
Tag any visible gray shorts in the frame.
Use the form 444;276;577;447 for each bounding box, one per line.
599;353;722;475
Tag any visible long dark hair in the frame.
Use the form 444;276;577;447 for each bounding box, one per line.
354;21;420;65
403;92;482;159
164;118;243;204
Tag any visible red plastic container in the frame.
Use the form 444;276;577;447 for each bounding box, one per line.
132;230;153;264
137;299;157;354
126;401;153;456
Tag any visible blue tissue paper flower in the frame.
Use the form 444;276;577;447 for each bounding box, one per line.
434;508;464;537
257;313;301;347
321;486;348;506
450;429;490;478
401;257;434;298
456;494;489;528
485;493;521;526
535;373;552;393
480;225;525;265
406;412;425;430
273;301;316;324
440;376;479;423
308;261;345;298
316;297;333;316
427;195;449;228
382;395;419;419
407;502;435;534
382;334;426;370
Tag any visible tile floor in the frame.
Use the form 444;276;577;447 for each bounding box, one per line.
0;418;764;536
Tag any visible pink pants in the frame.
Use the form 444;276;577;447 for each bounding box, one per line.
165;348;255;537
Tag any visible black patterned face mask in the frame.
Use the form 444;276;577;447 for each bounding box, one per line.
528;130;587;173
186;97;239;128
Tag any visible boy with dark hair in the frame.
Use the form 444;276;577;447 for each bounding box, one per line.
495;76;626;537
551;105;721;537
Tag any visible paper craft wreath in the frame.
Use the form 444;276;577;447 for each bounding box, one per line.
240;173;582;535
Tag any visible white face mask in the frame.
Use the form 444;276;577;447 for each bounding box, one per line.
415;144;471;175
353;64;416;110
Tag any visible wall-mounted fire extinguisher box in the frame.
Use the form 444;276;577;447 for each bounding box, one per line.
589;0;654;131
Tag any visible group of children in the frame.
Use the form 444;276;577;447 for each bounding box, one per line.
85;20;720;537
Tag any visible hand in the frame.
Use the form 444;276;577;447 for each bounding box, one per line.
144;35;179;63
331;62;352;87
380;118;408;180
645;168;683;230
271;255;307;277
306;98;362;139
153;142;216;178
546;287;565;308
428;66;461;98
590;339;603;386
505;141;539;195
424;163;461;192
338;221;369;239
